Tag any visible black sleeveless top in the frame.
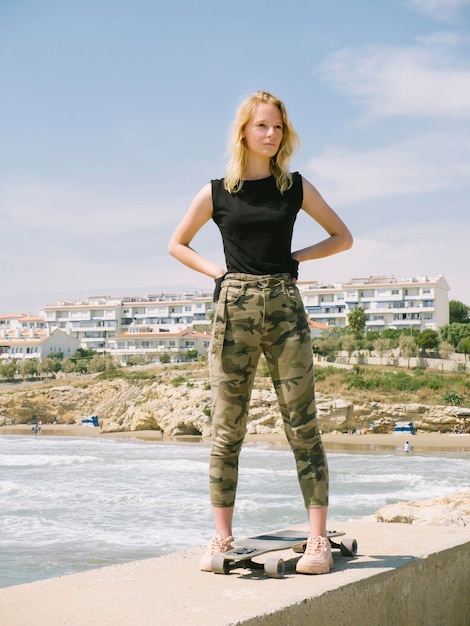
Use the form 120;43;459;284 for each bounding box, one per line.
211;172;303;275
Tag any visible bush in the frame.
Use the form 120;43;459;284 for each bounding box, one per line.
314;365;342;382
170;376;186;386
442;391;464;406
96;369;155;381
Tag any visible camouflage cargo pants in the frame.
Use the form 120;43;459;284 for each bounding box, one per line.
209;273;328;509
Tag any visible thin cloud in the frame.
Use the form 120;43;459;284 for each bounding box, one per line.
405;0;470;21
306;130;470;206
315;36;470;118
303;222;469;302
1;183;186;237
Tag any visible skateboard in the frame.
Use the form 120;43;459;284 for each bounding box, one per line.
211;529;357;578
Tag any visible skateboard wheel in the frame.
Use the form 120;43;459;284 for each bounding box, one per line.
264;557;285;579
340;537;358;557
211;553;230;574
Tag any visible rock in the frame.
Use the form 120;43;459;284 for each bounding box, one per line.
0;365;467;436
352;402;469;434
363;491;470;527
317;398;354;431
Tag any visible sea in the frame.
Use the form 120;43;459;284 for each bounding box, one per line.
1;434;469;589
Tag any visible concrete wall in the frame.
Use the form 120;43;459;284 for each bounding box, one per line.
241;541;470;625
1;521;469;626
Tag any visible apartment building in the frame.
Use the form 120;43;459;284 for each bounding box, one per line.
298;275;449;332
28;274;449;360
0;313;45;331
107;324;211;362
42;297;123;352
123;291;215;326
40;292;216;358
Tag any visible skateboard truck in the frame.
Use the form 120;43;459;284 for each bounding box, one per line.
210;529;358;578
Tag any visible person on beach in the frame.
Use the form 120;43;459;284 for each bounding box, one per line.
168;90;353;574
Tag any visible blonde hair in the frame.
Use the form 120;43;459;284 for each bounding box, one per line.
224;91;300;194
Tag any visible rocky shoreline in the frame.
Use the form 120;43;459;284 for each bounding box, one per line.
0;368;469;437
2;423;470;452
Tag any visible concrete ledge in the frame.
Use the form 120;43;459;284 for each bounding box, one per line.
1;522;469;625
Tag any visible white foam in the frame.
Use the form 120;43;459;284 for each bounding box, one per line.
0;435;468;589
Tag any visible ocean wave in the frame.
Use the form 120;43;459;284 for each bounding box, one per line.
0;453;100;467
1;437;469;589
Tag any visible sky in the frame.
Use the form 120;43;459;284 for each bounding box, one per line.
1;0;469;314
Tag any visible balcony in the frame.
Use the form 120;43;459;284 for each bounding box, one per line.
366;319;385;326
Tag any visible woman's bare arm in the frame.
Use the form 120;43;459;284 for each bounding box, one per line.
168;183;226;279
292;177;353;263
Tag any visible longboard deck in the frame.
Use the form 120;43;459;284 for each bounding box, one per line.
227;529;342;561
211;528;358;577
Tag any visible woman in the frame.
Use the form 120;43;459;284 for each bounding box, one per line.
168;91;353;574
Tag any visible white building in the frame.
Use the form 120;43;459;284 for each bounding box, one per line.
0;313;45;331
35;274;450;358
41;292;216;353
0;327;80;361
297;275;450;332
107;324;211;361
42;297;123;352
138;291;215;326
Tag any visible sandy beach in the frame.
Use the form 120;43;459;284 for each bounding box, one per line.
1;424;470;452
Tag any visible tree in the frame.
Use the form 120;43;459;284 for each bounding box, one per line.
87;355;107;373
61;358;76;375
380;328;401;348
439;323;470;348
41;357;61;377
457;336;470;361
373;338;391;365
0;362;16;380
72;347;98;361
186;349;199;361
103;354;116;371
449;300;470;324
19;359;40;379
439;341;454;360
341;334;357;362
347;308;366;334
312;333;341;361
399;335;418;368
74;359;89;374
415;329;439;353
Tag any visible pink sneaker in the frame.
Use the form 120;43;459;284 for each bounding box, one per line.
199;535;234;572
296;535;334;574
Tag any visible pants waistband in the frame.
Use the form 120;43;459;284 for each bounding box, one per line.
225;272;293;287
